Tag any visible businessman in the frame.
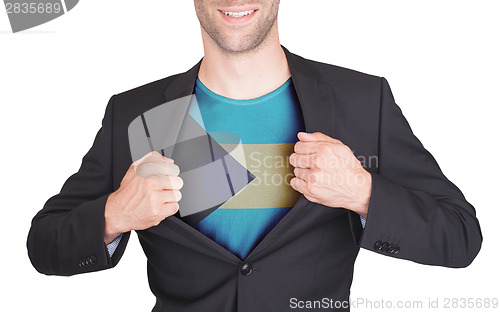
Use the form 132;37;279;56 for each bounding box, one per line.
27;1;482;311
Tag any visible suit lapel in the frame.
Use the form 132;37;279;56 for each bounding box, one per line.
283;46;337;136
163;60;201;102
155;46;337;261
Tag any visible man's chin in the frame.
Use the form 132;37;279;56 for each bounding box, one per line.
215;36;266;55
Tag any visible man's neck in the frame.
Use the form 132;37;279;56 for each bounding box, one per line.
197;30;291;100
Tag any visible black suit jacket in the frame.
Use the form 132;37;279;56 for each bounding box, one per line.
27;46;482;311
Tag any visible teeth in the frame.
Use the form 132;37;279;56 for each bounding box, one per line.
222;10;255;18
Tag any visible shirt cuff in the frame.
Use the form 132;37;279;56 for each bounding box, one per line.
360;215;366;229
106;234;123;257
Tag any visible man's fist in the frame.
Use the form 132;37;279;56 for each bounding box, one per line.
104;151;184;244
289;132;371;219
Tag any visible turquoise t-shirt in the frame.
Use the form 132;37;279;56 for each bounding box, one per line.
188;77;305;260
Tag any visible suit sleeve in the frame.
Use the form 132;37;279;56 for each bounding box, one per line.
27;95;130;276
350;77;482;268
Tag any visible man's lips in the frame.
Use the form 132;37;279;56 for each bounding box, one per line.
218;8;258;24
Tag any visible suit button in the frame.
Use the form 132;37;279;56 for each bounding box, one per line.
387;244;395;254
393;245;400;254
374;241;383;250
89;256;97;265
240;263;253;276
381;242;389;252
79;258;87;267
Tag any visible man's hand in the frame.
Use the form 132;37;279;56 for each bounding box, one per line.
103;151;183;244
289;132;371;219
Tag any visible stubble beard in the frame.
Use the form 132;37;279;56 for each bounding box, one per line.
195;1;280;55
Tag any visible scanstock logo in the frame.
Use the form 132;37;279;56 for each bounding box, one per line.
4;0;79;33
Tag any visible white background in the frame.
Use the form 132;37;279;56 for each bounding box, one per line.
1;0;499;311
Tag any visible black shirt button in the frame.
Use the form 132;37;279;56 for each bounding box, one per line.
240;263;253;276
374;241;383;250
